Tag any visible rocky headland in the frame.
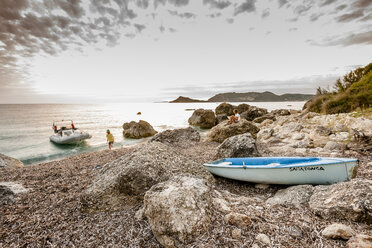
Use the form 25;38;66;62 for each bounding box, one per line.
1;103;371;247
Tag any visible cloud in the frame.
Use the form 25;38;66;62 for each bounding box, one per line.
134;23;146;32
310;31;372;46
234;0;256;16
154;0;189;8
278;0;288;8
207;12;222;18
336;9;364;22
203;0;231;9
309;13;323;22
319;0;337;7
261;8;270;19
168;10;196;19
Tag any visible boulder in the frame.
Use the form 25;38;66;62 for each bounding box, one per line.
215;102;235;116
0;182;29;205
216;114;228;124
144;175;213;248
236;103;250;113
123;120;157;139
188;109;216;129
240;106;268;121
81;142;214;211
322;223;355;240
256;234;271;245
266;185;314;207
253;114;276;123
216;133;259;158
0;153;24;169
150;127;200;145
309;179;372;223
231;228;242;239
346;234;372;248
271;109;291;116
224;212;251;228
323;141;346;151
206;119;260;143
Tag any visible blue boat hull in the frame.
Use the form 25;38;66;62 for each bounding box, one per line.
203;157;358;185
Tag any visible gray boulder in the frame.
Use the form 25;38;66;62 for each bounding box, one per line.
216;114;228;124
150;127;200;145
271;109;291;116
144;175;213;248
188;109;216;129
81;142;214;212
346;234;372;248
0;182;29;205
216;133;259;158
266;185;314;207
309;179;372;223
206;119;260;143
240;106;268;121
215;102;235;116
236;103;250;113
253;114;276;123
123;120;157;139
0;153;24;169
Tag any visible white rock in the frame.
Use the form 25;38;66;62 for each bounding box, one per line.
231;228;242;239
255;184;270;189
266;185;314;207
346;234;372;248
0;182;29;194
256;233;271;245
224;212;251;228
292;132;305;140
212;197;231;214
322;223;355;240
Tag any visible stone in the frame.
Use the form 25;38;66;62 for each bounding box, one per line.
346;234;372;248
251;244;260;248
292;132;305;140
255;184;270;190
0;153;24;169
135;207;145;220
206;119;260;143
253;114;276;123
315;125;333;136
0;182;29;205
266;185;314;207
309;179;372;223
236;103;251;113
224;212;251;228
322;223;355;240
324;141;346;151
240;106;268;121
144;175;213;248
216;114;228;124
256;233;271;245
188;108;216;129
215;102;235;116
150;127;200;145
212;197;231;214
216;133;259;158
123;120;157;139
81;142;214;211
231;228;242;239
271;109;291;116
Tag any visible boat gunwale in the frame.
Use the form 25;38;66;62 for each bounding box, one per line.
203;157;358;169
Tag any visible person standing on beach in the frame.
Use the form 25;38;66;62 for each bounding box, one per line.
106;130;114;150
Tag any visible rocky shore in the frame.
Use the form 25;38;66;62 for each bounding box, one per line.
1;104;371;247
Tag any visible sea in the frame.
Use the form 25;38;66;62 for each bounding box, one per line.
0;102;305;166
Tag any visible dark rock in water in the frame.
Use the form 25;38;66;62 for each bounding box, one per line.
81;142;214;212
309;179;372;224
150;127;200;145
206;119;260;143
123;120;157;139
253;114;276;123
216;114;228;124
144;175;213;247
188;109;216;129
0;153;24;169
215;102;235;116
216;133;259;158
240;106;268;121
271;109;291;116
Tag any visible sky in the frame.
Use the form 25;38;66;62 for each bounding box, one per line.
0;0;371;103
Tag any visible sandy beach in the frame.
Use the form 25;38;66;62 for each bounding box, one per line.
1;138;371;247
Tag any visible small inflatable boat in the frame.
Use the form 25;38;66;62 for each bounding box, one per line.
50;120;91;145
203;157;358;185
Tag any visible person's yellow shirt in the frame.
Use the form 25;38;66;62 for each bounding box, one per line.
106;133;114;142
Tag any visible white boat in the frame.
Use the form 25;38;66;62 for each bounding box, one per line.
50;120;91;145
203;157;358;185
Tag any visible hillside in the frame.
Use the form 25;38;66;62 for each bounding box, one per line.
170;91;313;103
304;63;372;114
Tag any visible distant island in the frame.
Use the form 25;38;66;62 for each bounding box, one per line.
170;91;314;103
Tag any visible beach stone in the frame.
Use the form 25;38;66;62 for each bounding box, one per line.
266;185;314;207
216;133;259;158
346;234;372;248
231;228;242;239
0;153;24;169
324;141;346;151
253;114;276;123
240;106;268;121
315;125;333;136
188;108;216;129
206;119;260;143
216;114;228;124
0;182;29;205
309;179;372;223
224;212;251;228
144;175;213;248
122;120;157;139
212;197;231;214
215;102;235;116
322;223;355;240
236;103;251;113
81;142;214;211
256;233;271;245
150;127;200;145
255;184;270;189
271;109;291;116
